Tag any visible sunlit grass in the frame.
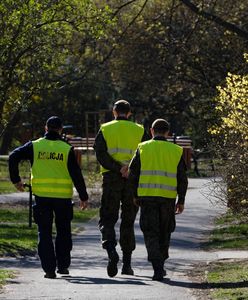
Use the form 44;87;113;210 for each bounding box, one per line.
206;211;248;249
0;206;98;256
0;269;15;288
207;260;248;300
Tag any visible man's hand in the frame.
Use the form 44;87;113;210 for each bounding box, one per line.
120;165;129;178
175;203;184;214
80;200;88;210
14;181;25;192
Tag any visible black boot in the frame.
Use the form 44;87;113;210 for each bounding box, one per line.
151;259;164;281
162;259;167;277
106;244;119;277
121;252;134;275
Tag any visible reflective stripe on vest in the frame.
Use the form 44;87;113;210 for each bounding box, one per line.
140;170;177;178
31;138;73;198
101;120;144;173
138;140;183;198
139;183;177;191
108;147;133;155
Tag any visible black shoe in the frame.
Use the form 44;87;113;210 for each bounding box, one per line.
57;269;69;275
107;249;119;277
151;259;164;281
152;272;164;281
163;268;167;277
44;272;56;279
121;265;134;275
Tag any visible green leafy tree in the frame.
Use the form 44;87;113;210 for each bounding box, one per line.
0;0;114;152
210;54;248;214
108;0;247;148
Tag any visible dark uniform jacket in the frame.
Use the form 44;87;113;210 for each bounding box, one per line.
9;131;88;201
128;136;188;204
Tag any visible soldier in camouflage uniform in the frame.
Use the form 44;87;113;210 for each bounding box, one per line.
94;100;147;277
128;119;188;281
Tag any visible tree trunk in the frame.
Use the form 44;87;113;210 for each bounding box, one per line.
0;112;20;154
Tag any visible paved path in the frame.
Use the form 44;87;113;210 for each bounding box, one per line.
0;178;247;300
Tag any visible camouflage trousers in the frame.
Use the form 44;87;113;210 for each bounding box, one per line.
99;172;139;252
139;198;176;262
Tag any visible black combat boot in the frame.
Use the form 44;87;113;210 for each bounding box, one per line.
162;262;167;277
121;252;134;275
106;244;119;277
151;259;164;281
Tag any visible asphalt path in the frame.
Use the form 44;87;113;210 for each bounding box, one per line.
0;178;247;300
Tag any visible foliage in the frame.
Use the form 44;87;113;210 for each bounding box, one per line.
1;0;248;154
209;54;248;214
0;0;115;151
108;0;247;147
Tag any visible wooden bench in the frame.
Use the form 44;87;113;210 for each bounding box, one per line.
67;137;95;166
67;136;192;169
67;137;95;151
167;137;192;169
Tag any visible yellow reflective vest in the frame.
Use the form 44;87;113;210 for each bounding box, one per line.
101;120;144;173
31;138;73;198
138;139;183;198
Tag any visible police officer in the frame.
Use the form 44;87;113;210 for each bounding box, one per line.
94;100;147;277
9;116;88;279
128;118;188;281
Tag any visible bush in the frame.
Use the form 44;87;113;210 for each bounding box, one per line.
210;54;248;214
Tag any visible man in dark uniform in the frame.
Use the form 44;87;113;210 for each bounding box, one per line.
128;118;188;281
94;100;147;277
9;116;88;279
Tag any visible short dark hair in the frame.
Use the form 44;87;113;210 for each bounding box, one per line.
46;116;63;131
113;100;131;115
151;119;170;134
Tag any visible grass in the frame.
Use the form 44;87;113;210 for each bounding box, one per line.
0;181;16;194
0;270;15;288
206;211;248;249
191;211;248;300
0;206;98;256
207;260;248;300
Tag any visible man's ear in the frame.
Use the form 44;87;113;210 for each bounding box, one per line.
127;111;132;118
150;128;154;137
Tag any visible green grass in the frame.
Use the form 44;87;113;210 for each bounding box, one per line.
207;260;248;300
0;206;98;256
0;269;15;288
0;224;37;256
193;212;248;300
0;181;16;194
206;211;248;249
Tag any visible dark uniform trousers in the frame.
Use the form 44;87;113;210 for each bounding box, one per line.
139;198;176;262
33;197;73;273
99;172;139;252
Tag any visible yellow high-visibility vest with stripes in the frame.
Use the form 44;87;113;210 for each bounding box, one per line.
138;139;183;198
101;120;144;173
31;138;73;198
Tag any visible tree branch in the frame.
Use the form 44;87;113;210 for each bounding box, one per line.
59;0;149;87
180;0;248;40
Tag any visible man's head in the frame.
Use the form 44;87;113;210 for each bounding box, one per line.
151;118;170;137
45;116;63;133
113;100;131;118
